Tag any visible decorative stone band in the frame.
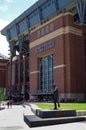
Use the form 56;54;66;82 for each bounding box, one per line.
30;26;82;49
30;64;66;75
0;69;6;71
30;71;40;75
60;93;85;101
54;64;66;69
0;63;6;66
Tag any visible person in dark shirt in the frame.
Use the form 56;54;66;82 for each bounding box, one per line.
7;101;10;109
53;84;60;109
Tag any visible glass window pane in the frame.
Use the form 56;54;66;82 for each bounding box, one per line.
40;54;54;93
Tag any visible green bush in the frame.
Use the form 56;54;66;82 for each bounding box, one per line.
0;87;5;101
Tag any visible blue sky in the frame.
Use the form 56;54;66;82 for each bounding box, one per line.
0;0;37;56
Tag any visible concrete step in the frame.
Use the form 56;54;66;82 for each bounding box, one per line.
36;109;76;118
24;115;86;128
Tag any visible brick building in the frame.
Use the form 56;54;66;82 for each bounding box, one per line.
1;0;86;101
0;54;8;94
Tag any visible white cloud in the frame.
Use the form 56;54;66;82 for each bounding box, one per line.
0;19;9;30
0;0;15;13
0;5;8;12
0;35;9;57
5;0;14;3
0;19;9;57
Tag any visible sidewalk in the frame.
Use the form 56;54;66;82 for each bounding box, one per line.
0;105;29;130
0;104;86;130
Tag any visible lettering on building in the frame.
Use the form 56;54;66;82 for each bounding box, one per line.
35;41;54;53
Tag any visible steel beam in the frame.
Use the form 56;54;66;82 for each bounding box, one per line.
54;0;59;13
36;2;43;24
26;16;30;38
76;0;86;23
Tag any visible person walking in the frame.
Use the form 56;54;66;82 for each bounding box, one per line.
9;100;12;109
7;101;10;109
53;84;60;109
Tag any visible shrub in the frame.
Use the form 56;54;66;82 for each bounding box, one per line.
0;87;6;101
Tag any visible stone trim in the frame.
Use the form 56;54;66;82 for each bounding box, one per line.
30;71;40;75
60;93;85;101
30;26;82;49
54;64;66;69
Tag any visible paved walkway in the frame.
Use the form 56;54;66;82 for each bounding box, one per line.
0;104;86;130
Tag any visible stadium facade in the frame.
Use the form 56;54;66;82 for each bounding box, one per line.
1;0;86;101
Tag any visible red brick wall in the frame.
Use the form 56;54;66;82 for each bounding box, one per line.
6;63;10;88
5;13;86;100
29;13;86;98
0;59;8;88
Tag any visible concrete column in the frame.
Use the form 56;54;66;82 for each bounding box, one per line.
10;56;12;96
18;52;23;95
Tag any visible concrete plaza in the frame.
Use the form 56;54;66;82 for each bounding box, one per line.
0;104;86;130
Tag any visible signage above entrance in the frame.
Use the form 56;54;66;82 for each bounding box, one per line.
35;41;54;53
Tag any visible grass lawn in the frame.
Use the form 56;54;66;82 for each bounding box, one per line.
35;102;86;110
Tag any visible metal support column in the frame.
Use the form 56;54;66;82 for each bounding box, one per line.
36;2;43;24
54;0;59;14
18;35;24;52
76;0;86;23
26;16;30;39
